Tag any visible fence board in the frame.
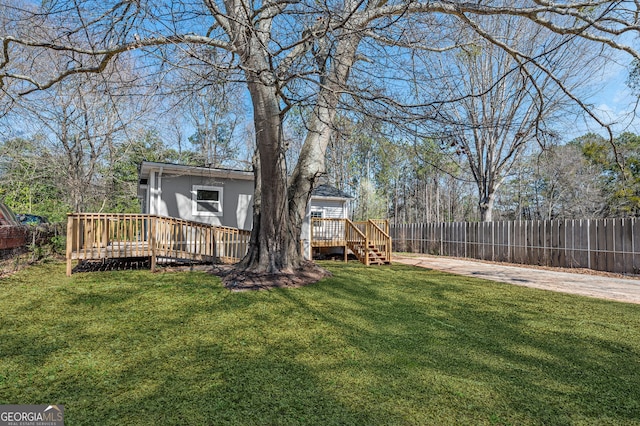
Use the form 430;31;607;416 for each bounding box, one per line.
542;220;550;266
557;220;565;268
615;219;626;274
605;219;615;272
512;222;522;264
589;220;598;271
571;220;581;268
531;221;539;265
549;220;556;266
634;219;640;274
391;218;640;275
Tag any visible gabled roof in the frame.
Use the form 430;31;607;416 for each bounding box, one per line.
311;184;353;199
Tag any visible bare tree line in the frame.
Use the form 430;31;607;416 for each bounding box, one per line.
1;1;640;275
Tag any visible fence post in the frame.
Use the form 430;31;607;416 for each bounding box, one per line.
587;219;591;270
66;214;74;277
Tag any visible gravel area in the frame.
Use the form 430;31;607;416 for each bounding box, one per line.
393;254;640;305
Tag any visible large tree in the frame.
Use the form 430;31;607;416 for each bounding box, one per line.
1;1;639;275
418;15;600;221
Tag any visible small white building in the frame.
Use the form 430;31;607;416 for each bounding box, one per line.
138;161;352;259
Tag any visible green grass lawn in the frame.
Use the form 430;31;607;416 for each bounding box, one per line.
1;261;639;425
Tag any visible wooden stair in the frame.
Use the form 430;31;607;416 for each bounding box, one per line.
304;217;393;266
348;242;390;265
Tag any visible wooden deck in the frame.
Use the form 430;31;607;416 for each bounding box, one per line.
66;214;250;276
311;218;392;265
66;214;391;275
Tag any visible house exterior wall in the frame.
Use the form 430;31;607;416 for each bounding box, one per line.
301;199;348;240
145;171;254;230
301;198;349;259
139;163;352;260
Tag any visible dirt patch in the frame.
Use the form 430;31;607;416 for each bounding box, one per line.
211;261;332;291
0;248;41;278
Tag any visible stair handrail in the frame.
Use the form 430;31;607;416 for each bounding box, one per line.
345;219;369;265
345;219;366;240
367;219;392;263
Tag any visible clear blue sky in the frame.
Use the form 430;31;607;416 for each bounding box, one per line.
575;59;640;139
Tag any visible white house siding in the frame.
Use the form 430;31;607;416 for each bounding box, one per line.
301;198;349;260
301;199;347;240
318;200;347;219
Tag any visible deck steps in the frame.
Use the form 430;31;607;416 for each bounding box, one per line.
311;218;392;266
348;242;391;265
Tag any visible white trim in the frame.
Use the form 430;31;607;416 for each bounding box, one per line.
192;185;224;217
139;184;149;214
140;161;254;181
310;209;324;239
148;168;164;215
149;171;156;215
310;196;351;202
157;168;163;212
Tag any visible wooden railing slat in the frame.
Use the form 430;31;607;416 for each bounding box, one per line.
66;214;387;276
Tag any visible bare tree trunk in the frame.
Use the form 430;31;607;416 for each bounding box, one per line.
237;79;300;273
479;193;495;222
237;26;359;274
478;180;499;222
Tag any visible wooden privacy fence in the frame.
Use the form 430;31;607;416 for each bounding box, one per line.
66;213;250;276
391;219;640;275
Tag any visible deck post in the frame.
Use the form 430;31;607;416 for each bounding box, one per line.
66;214;74;277
101;216;109;249
343;219;348;262
150;216;157;272
365;222;370;266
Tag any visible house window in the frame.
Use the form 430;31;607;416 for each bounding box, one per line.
192;185;223;216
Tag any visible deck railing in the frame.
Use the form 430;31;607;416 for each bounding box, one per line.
66;214;389;275
365;219;392;263
345;219;368;264
311;218;348;247
312;218;392;265
152;215;218;267
214;226;252;264
369;219;389;235
66;213;250;275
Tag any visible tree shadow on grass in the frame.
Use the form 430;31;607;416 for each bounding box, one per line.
0;268;384;425
277;263;640;425
1;263;640;425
